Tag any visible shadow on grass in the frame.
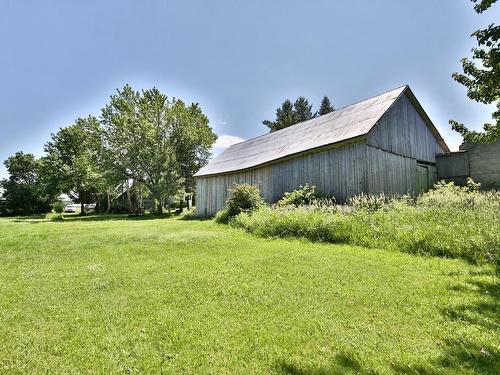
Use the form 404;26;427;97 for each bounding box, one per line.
59;213;178;222
276;271;498;375
276;352;379;375
10;213;181;223
393;271;499;374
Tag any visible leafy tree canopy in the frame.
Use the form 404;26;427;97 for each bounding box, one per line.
43;116;103;212
450;0;499;142
101;85;216;212
0;152;54;214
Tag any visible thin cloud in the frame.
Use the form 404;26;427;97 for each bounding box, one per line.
214;134;245;149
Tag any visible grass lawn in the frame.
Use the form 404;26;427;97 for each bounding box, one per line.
0;215;498;374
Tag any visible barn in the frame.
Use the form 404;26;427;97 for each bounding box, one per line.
194;85;450;217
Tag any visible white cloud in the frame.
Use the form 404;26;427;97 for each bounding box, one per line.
214;134;245;149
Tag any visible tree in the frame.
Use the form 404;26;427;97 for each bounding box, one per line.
0;152;54;214
43;116;103;214
101;85;216;213
263;95;335;132
262;99;297;132
171;101;217;210
317;96;334;116
450;0;499;142
293;96;314;123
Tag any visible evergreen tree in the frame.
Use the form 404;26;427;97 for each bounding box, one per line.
262;99;297;132
293;97;314;123
317;96;334;116
450;0;499;142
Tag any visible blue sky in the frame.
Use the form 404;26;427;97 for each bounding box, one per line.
1;0;498;179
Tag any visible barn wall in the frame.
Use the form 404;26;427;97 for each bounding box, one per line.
196;142;367;216
365;146;416;195
270;141;367;202
436;152;470;185
367;93;445;162
195;166;273;217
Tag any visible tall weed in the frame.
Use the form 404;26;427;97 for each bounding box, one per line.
230;180;500;265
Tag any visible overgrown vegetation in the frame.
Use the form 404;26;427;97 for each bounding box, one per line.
226;179;500;265
276;183;321;207
214;183;265;223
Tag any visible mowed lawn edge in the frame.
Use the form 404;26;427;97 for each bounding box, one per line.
0;215;498;374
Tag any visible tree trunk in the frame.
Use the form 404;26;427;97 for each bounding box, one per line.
106;192;110;213
125;181;133;214
179;198;184;213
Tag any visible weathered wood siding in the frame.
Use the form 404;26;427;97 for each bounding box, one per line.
365;146;416;195
270;142;367;202
436;152;469;185
367;93;444;162
196;142;367;216
195;166;273;217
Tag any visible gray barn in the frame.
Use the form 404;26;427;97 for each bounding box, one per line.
195;85;449;216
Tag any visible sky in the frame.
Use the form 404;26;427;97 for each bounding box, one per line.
1;0;499;179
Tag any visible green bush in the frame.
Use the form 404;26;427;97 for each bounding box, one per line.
53;201;65;214
276;183;321;207
231;180;500;265
214;184;265;223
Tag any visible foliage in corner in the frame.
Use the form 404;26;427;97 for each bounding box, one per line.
450;0;499;142
276;184;320;207
214;183;265;223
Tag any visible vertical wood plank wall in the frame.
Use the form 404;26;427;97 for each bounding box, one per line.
366;93;443;163
365;146;416;195
196;142;367;216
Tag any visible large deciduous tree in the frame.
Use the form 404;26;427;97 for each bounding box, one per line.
0;152;54;214
450;0;499;142
43;116;103;213
101;85;216;213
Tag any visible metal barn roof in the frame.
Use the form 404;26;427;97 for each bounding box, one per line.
195;85;444;177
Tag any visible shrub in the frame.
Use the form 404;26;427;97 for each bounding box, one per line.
276;184;321;207
232;179;500;265
53;201;65;214
215;184;265;223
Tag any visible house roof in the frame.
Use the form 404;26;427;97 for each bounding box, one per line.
195;85;448;177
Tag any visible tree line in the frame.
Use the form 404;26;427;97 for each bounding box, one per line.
262;96;334;132
0;85;217;215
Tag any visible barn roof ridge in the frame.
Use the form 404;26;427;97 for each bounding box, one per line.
195;84;442;177
222;84;410;151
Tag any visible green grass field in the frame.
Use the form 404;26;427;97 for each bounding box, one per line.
0;215;498;374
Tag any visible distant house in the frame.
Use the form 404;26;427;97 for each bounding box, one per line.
437;139;500;188
194;85;450;216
